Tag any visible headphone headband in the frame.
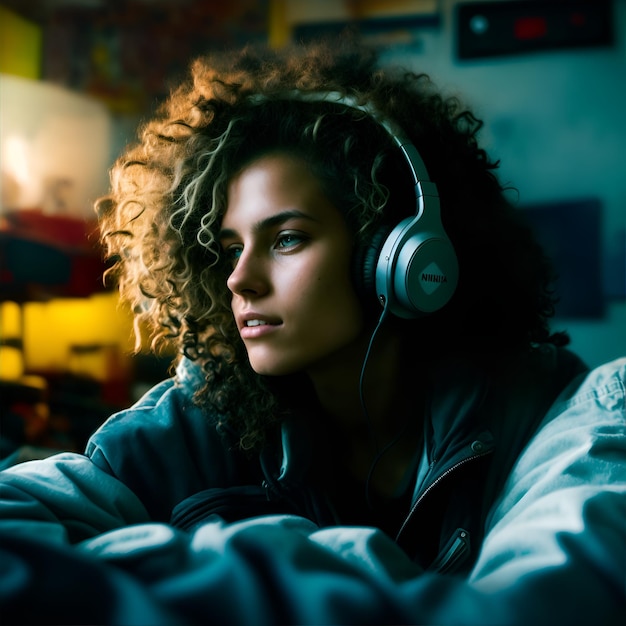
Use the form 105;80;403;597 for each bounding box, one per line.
267;90;431;186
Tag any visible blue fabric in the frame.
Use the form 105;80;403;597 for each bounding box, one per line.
1;352;625;624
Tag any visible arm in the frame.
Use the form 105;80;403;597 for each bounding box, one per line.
0;452;150;543
466;357;626;622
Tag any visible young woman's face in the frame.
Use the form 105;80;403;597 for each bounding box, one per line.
220;153;364;377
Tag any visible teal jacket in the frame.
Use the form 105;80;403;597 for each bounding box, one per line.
1;347;625;624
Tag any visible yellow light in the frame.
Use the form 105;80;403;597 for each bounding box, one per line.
0;6;42;80
0;301;22;337
0;346;24;380
23;292;136;379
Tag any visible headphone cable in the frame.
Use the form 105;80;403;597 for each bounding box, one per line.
358;304;390;456
358;304;418;513
359;304;408;511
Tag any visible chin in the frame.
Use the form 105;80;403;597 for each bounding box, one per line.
250;364;297;377
248;355;304;378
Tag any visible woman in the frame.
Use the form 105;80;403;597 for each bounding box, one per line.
1;38;624;625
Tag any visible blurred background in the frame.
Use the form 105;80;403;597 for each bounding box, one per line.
1;0;625;460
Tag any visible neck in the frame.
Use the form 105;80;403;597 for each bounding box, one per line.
306;322;407;442
306;322;425;499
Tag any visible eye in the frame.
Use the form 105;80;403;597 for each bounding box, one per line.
223;243;243;266
275;232;306;250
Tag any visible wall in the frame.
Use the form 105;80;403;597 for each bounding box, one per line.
381;0;626;367
1;73;112;217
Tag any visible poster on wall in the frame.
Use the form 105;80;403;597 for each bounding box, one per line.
42;0;269;114
522;198;607;319
276;0;440;49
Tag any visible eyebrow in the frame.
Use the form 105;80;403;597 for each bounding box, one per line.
218;209;318;240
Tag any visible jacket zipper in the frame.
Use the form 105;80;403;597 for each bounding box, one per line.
395;448;492;572
396;451;489;541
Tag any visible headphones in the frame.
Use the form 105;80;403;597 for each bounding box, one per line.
250;91;459;319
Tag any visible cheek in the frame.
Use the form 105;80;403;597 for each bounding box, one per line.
309;261;363;327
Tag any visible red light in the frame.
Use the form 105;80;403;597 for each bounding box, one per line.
514;16;548;40
570;12;587;27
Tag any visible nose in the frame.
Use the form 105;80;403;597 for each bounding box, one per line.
226;248;269;297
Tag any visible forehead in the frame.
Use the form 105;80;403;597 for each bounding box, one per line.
222;152;341;229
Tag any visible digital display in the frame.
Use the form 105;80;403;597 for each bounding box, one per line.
514;17;548;41
456;1;613;60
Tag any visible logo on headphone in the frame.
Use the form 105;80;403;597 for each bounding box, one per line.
419;261;448;295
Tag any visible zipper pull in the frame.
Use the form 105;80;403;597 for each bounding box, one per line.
429;528;471;574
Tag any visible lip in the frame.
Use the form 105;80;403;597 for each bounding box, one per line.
237;311;282;340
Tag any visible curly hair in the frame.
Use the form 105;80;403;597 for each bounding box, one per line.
96;36;566;450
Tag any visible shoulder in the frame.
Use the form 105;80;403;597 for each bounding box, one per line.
87;358;206;456
472;357;626;605
548;356;626;417
490;356;626;519
86;358;254;521
522;356;626;471
496;353;625;484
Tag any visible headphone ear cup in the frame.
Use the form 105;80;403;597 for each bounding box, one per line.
393;233;459;316
354;225;393;306
375;213;459;318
